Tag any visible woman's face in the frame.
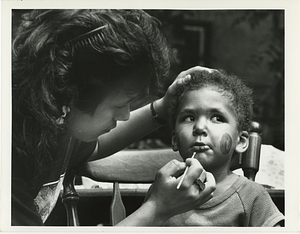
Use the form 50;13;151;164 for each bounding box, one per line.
67;89;137;142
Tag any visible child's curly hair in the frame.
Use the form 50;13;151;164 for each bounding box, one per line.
168;69;253;132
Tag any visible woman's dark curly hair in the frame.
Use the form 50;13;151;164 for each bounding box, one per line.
12;9;171;178
168;69;253;132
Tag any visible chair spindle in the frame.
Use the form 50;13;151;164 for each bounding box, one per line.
61;172;80;226
110;182;126;225
242;121;262;181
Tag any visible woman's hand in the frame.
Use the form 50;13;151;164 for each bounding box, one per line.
144;158;216;223
154;66;217;120
116;157;215;226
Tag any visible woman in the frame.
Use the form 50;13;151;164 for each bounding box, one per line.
12;9;215;226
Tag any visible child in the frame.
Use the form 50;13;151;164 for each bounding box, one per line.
163;69;284;226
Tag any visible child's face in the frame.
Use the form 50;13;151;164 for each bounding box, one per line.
172;86;248;172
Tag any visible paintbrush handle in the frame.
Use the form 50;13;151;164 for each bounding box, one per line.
176;152;196;189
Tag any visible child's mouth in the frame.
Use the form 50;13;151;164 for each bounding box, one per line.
192;142;210;152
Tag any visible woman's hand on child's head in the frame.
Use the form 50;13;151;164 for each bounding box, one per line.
154;66;217;120
146;158;216;222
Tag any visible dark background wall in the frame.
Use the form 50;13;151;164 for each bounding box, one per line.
141;10;284;151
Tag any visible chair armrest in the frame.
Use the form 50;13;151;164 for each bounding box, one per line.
81;148;183;183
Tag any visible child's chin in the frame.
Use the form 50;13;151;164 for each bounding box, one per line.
195;156;210;168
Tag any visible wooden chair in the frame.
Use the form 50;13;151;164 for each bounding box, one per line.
61;121;262;226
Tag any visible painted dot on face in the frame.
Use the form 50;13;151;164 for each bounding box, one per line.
220;133;233;155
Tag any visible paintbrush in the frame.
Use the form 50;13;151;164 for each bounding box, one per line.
177;152;196;189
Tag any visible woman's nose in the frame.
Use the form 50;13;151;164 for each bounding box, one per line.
193;118;207;136
115;104;130;121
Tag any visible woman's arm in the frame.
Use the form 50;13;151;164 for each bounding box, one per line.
90;102;161;160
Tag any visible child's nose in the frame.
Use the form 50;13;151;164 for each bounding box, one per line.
193;118;207;136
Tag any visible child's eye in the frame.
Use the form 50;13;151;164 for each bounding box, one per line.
184;116;195;122
212;115;225;123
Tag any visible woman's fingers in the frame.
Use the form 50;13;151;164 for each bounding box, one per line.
176;65;216;80
154;66;219;119
199;169;207;183
147;158;216;220
157;159;186;179
168;66;218;95
159;158;215;196
177;159;215;202
202;171;216;195
167;74;191;96
196;172;216;204
177;158;204;189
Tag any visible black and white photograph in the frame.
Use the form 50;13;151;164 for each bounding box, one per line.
1;0;299;233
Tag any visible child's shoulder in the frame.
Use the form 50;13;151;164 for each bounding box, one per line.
236;176;269;200
235;175;270;198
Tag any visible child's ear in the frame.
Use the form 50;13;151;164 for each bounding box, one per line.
171;131;179;151
235;131;249;154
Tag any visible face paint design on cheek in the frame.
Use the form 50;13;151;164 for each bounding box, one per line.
220;133;233;155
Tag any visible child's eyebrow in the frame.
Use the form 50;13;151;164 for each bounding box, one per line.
177;108;195;114
179;106;225;112
178;106;232;117
208;107;234;117
209;107;227;113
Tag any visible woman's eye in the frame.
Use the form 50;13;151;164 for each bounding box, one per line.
117;103;129;109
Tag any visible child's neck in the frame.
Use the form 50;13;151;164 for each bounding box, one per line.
210;170;239;197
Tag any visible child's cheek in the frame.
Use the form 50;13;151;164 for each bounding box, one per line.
220;133;233;155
